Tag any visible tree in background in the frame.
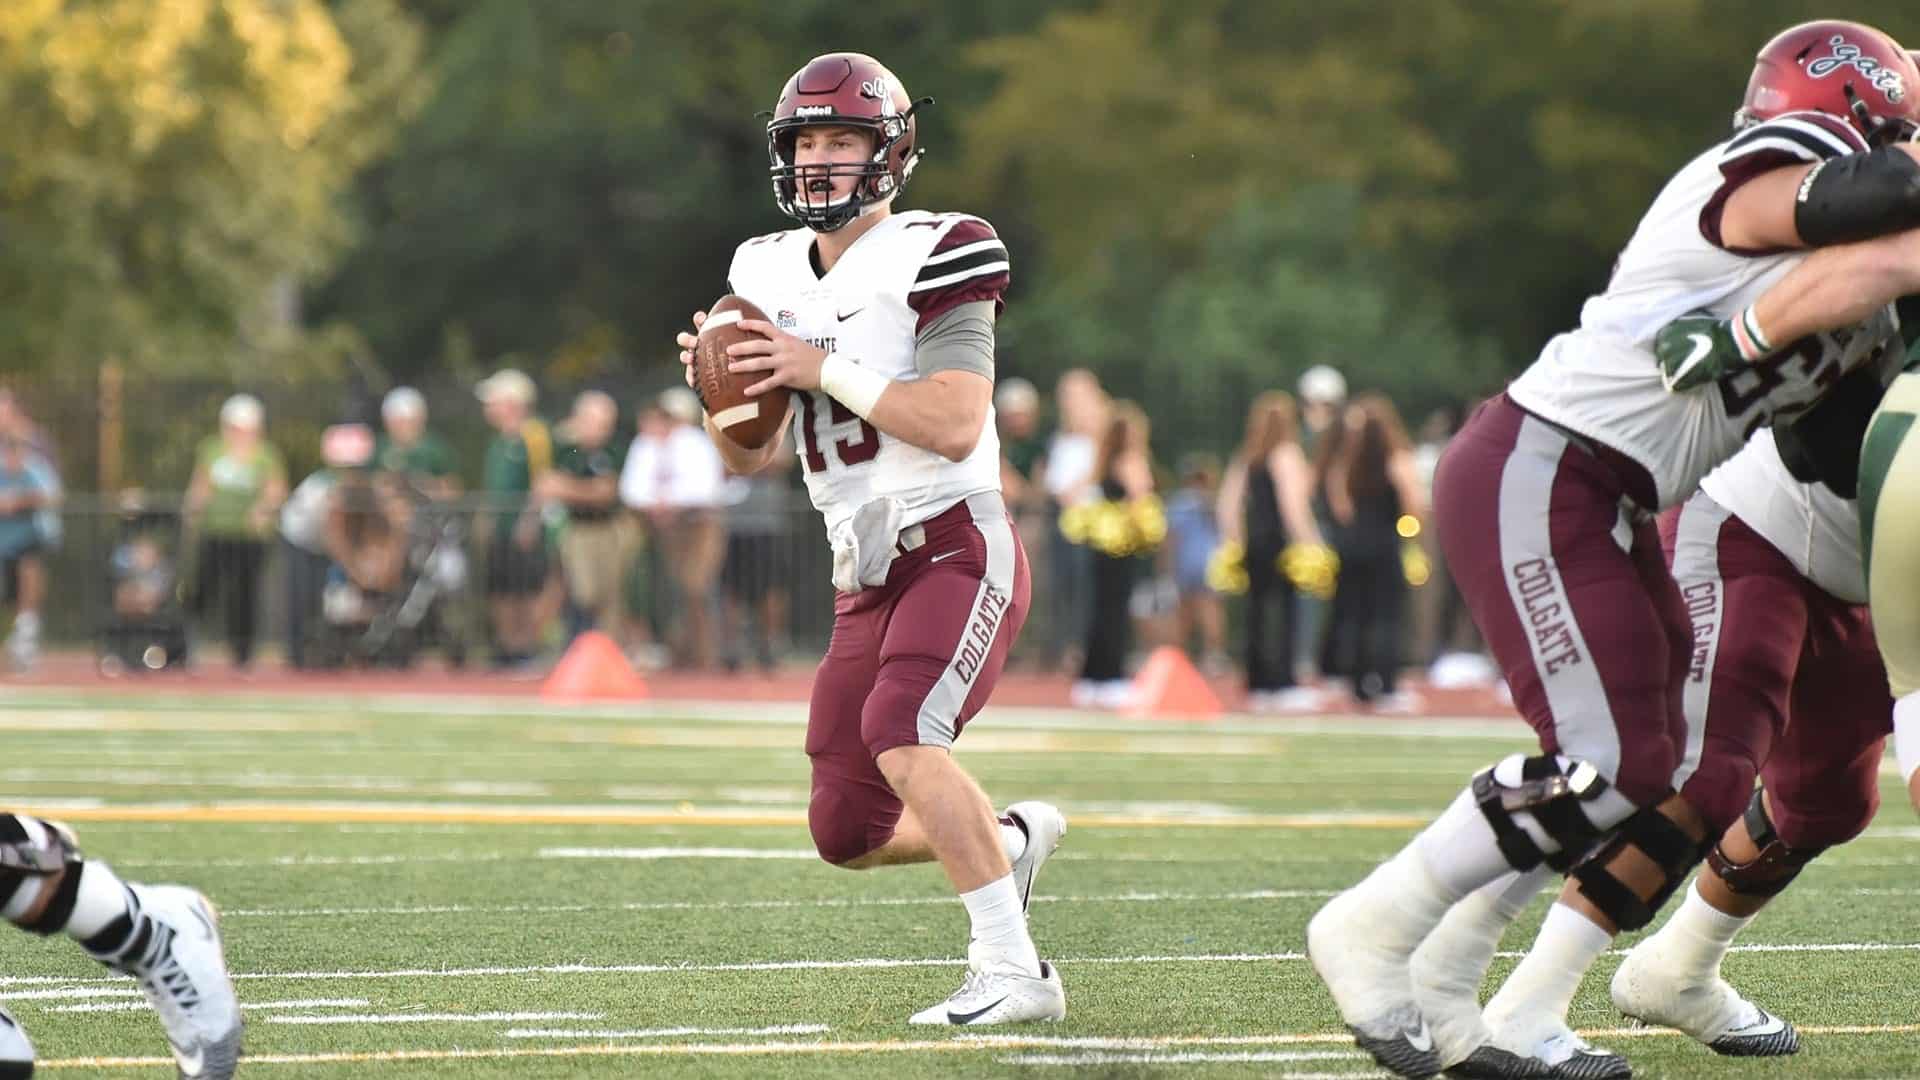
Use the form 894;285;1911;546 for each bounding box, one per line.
0;0;425;379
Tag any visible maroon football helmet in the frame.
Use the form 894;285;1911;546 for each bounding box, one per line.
1736;21;1920;144
766;53;930;232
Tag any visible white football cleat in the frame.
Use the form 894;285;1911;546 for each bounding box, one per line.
1306;886;1441;1079
908;961;1066;1026
1484;1008;1629;1080
90;885;243;1080
0;1005;32;1079
1003;801;1067;913
1610;942;1798;1057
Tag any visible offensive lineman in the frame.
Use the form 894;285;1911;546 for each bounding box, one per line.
673;52;1066;1025
1308;21;1920;1079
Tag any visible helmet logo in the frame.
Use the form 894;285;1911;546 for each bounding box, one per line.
860;76;889;99
794;105;835;118
1807;34;1907;102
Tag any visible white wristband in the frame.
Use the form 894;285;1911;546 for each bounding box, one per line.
819;353;889;419
1897;692;1920;786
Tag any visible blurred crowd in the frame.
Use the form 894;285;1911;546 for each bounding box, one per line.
0;369;1493;705
997;366;1491;714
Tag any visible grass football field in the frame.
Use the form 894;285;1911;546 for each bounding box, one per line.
0;690;1915;1078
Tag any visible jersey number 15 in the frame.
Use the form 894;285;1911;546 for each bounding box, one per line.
799;392;881;473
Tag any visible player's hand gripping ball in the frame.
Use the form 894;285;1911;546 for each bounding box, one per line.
681;295;788;450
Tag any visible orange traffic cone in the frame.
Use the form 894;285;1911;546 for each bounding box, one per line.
541;631;650;701
1125;646;1223;719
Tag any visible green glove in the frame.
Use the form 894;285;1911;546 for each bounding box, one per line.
1654;313;1747;393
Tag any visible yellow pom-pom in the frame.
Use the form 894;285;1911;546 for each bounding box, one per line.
1282;542;1340;599
1207;540;1249;595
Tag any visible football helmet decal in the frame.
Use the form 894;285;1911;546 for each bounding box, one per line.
1737;21;1920;145
766;52;932;232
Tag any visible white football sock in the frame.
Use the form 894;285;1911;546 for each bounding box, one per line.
998;817;1029;863
1486;902;1613;1032
64;860;132;941
961;875;1040;977
1413;866;1554;1063
1647;878;1753;978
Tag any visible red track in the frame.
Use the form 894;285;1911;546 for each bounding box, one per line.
5;653;1512;717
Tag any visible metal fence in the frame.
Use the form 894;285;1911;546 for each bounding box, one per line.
35;492;862;671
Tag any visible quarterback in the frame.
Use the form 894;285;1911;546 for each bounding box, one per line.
1308;20;1920;1079
673;52;1065;1025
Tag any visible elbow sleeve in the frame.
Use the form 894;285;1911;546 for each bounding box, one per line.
1794;147;1920;247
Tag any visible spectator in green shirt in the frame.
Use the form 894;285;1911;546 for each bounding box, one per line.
539;391;631;643
477;369;553;667
375;387;460;501
184;394;287;668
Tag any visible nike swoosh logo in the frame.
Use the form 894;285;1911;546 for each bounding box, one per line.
929;550;963;564
1402;1022;1434;1053
837;307;865;321
1679;332;1713;374
947;995;1010;1024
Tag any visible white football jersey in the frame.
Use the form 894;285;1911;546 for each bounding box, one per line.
1699;429;1865;603
726;209;1010;543
1507;111;1903;509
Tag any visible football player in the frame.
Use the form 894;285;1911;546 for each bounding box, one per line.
0;813;241;1078
1307;21;1920;1079
1597;286;1920;1063
673;53;1066;1026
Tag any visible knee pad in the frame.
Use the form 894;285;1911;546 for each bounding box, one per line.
806;764;899;867
0;815;83;934
1679;739;1761;838
1471;754;1622;872
1570;802;1706;932
1705;789;1826;899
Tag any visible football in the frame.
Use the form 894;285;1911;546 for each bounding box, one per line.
693;294;788;451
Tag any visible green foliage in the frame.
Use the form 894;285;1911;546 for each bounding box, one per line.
0;0;425;378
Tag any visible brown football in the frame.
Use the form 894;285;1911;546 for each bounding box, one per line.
692;294;787;451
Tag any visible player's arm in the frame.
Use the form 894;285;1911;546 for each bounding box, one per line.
1711;107;1920;252
1719;142;1920;251
727;304;995;463
1657;227;1920;391
862;300;996;462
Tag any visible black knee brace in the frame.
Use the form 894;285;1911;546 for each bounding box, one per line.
1471;755;1612;872
1570;802;1706;932
1705;789;1825;898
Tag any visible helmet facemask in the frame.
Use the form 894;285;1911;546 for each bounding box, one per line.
767;110;920;233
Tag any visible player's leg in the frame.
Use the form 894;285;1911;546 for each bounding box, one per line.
1314;399;1688;1080
1613;591;1876;1060
1481;497;1800;1074
851;496;1063;1025
0;813;241;1078
805;559;1032;878
1861;373;1920;812
1479;510;1707;1079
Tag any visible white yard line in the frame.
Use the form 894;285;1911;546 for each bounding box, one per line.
50;998;370;1015
221;889;1340;919
30;1024;1920;1071
7;944;1920;990
503;1024;829;1039
266;1011;604;1026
